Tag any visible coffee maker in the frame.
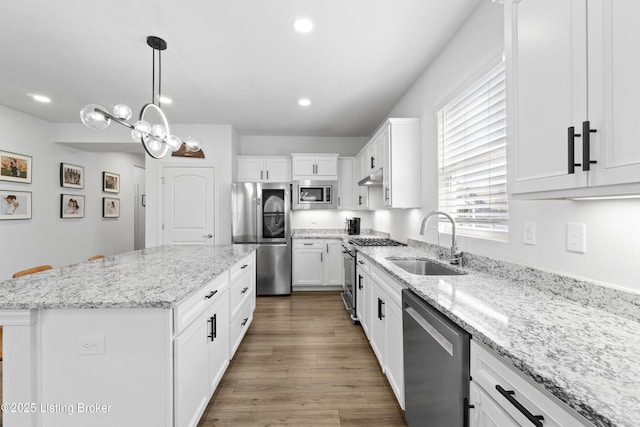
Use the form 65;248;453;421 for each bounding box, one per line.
346;217;361;235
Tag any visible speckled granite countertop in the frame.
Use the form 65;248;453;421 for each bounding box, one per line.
0;244;258;309
356;243;640;427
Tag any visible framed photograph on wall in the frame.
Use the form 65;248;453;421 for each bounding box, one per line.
61;194;85;218
0;151;32;184
102;172;120;193
103;197;120;218
0;190;32;220
60;163;84;189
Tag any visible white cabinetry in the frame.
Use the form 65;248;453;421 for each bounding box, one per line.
292;239;344;288
355;255;371;338
506;0;640;198
365;261;405;409
174;273;230;427
237;156;291;182
338;157;356;209
229;253;256;355
291;154;339;180
469;340;592;427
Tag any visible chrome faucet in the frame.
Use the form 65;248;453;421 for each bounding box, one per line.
420;211;463;266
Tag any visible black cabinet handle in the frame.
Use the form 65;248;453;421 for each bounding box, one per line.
241;317;249;326
370;156;375;169
385;187;389;202
567;126;582;174
582;120;598;171
495;385;544;427
377;298;385;320
241;287;249;294
358;260;364;265
207;314;217;342
358;195;362;205
358;275;363;290
204;289;218;299
240;264;248;269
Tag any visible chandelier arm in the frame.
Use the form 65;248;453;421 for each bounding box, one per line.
94;108;134;130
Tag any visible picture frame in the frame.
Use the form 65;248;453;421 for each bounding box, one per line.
61;194;85;218
0;151;32;184
103;197;120;218
102;172;120;193
0;190;32;220
60;163;84;189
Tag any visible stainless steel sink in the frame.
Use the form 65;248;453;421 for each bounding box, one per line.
386;257;467;276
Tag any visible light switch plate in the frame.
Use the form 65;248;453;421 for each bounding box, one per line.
523;222;536;245
567;223;586;253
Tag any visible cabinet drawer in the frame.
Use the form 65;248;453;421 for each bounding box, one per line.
370;263;405;307
174;273;229;335
230;298;253;356
470;340;592;427
355;253;370;275
230;269;253;318
293;239;322;249
230;253;254;282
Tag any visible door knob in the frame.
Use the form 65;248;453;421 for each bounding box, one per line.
203;234;213;238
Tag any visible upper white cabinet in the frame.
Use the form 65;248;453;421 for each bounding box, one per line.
291;154;339;180
506;0;640;198
237;156;291;182
338;157;356;210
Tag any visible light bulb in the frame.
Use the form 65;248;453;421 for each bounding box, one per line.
80;104;111;130
113;104;132;120
148;139;161;152
167;135;182;151
151;124;167;141
184;137;201;152
134;120;151;134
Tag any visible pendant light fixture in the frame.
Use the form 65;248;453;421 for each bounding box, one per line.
80;36;200;159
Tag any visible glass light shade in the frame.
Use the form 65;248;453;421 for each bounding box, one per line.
113;104;132;120
148;139;162;152
80;104;111;130
167;135;182;151
131;129;142;142
184;137;201;152
151;124;167;141
134;120;151;134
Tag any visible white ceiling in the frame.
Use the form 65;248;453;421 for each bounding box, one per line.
0;0;480;138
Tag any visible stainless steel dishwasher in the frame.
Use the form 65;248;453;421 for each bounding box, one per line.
403;289;471;426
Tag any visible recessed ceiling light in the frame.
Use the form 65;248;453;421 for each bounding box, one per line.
31;94;51;103
298;98;311;107
293;18;314;33
159;96;172;104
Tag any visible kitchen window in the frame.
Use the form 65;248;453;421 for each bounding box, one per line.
437;58;507;239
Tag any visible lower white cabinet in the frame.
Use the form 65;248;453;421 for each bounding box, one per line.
470;340;592;427
355;265;371;338
293;239;344;288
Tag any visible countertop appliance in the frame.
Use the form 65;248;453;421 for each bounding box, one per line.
231;182;291;295
403;288;470;426
341;237;406;322
292;181;337;210
346;217;360;235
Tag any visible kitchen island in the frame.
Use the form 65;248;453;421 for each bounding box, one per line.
0;244;257;427
355;239;640;427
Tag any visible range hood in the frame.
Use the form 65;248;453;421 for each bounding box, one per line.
358;168;383;186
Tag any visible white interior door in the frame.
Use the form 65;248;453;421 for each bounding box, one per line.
163;167;215;245
133;165;146;250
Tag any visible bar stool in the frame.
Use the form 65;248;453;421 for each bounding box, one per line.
3;265;53;360
88;254;105;261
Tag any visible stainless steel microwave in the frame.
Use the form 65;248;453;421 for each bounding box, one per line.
292;181;337;210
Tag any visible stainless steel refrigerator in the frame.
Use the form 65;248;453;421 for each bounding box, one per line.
231;182;292;295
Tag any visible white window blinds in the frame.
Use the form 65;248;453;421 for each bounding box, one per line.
437;60;508;234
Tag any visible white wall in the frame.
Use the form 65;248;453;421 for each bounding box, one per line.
0;105;143;280
292;210;372;231
380;2;640;292
145;124;235;247
240;135;367;156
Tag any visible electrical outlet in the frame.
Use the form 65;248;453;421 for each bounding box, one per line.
523;222;536;245
566;223;586;253
77;335;105;355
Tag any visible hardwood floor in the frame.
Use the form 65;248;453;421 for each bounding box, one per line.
198;291;407;427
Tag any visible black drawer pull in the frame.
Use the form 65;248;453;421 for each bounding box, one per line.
358;275;363;290
495;385;544;427
240;264;248;269
567;126;581;174
207;314;216;342
377;298;385;320
241;317;249;326
241;287;249;294
204;289;218;299
582;120;597;171
358;260;364;265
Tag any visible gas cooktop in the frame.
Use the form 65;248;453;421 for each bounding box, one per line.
348;237;406;247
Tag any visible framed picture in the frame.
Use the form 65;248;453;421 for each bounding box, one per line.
0;190;32;220
61;194;85;218
60;163;84;189
102;172;120;193
0;151;32;184
103;197;120;218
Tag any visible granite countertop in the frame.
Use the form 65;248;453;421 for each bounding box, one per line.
356;244;640;427
0;244;258;309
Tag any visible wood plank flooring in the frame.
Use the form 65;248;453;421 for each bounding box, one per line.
198;291;407;427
